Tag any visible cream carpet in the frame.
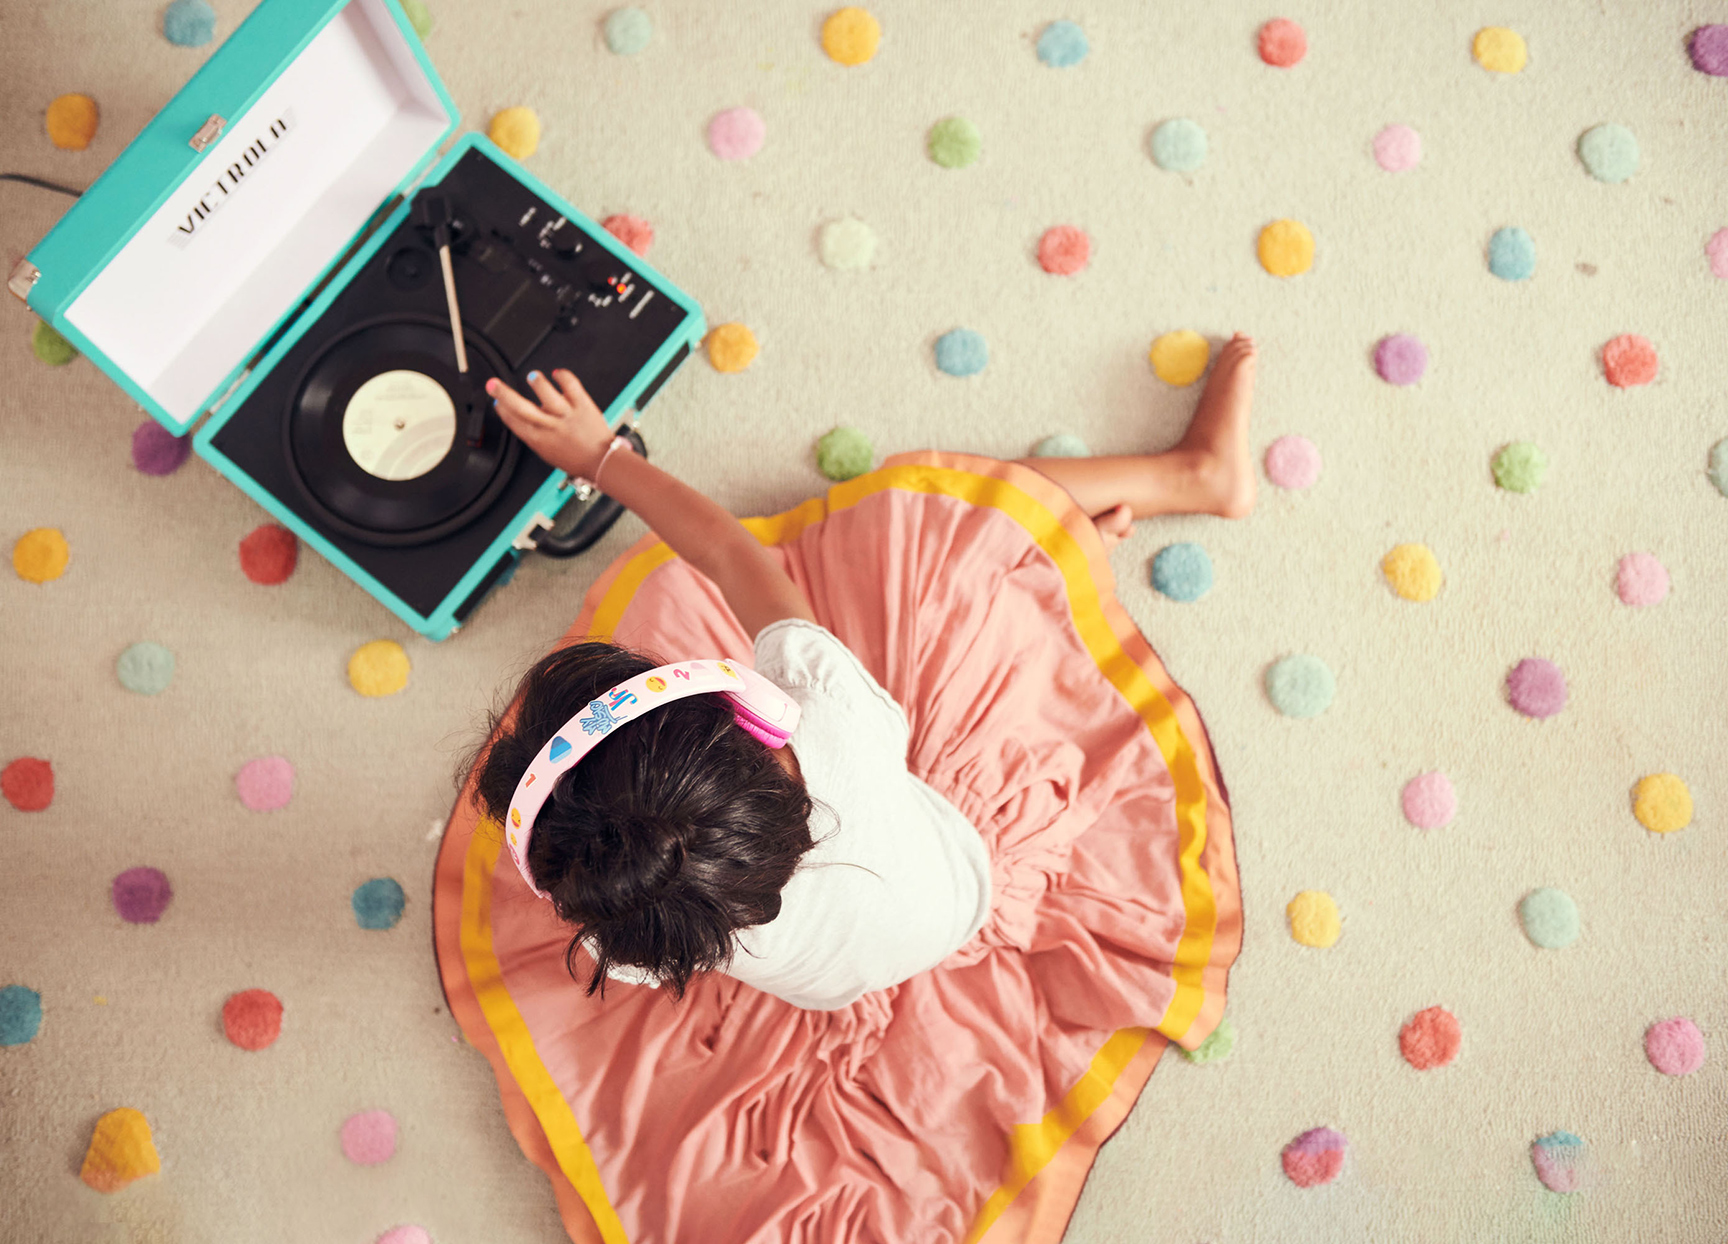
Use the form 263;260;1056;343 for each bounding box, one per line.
2;1;1724;1240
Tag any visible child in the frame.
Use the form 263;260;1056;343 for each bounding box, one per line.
436;341;1249;1242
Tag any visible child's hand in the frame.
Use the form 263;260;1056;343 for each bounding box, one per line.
487;369;614;478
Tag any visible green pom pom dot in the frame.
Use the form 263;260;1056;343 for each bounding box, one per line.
1577;123;1639;183
116;642;175;696
31;321;78;366
1708;438;1728;498
352;878;406;930
1031;433;1090;458
400;0;433;39
927;117;982;169
1149;118;1208;172
1265;654;1335;718
1181;1016;1235;1064
603;7;652;55
816;427;875;481
1519;887;1580;949
1493;442;1549;493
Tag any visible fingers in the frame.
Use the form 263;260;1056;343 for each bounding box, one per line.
551;368;596;413
485;377;555;427
524;369;571;414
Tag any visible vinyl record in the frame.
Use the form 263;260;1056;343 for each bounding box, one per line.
284;316;521;545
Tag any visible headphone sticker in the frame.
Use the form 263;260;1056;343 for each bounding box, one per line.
646;676;666;692
579;698;622;736
716;661;736;678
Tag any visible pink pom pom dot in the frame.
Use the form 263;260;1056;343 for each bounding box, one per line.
131;421;192;476
1264;434;1321;490
1401;771;1455;829
1506;658;1567;719
1616;552;1669;606
1258;18;1307;67
706;107;765;160
340;1109;398;1165
1644;1017;1705;1076
235;755;295;811
602;214;654;256
1708;229;1728;279
375;1228;431;1244
1281;1127;1346;1187
1374;333;1428;385
1373;124;1422;172
1037;225;1090;275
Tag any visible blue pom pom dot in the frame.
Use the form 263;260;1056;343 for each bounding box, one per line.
1036;20;1089;68
0;984;43;1046
163;0;217;47
1151;543;1214;601
352;878;406;930
934;328;989;377
1488;227;1536;281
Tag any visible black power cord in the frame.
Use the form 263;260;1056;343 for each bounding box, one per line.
1;172;84;198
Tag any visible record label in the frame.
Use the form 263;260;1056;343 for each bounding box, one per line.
342;369;456;480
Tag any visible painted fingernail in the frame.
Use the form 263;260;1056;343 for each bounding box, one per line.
484;378;498;395
526;370;542;382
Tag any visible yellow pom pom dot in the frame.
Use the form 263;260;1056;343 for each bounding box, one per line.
1257;219;1314;277
348;639;410;698
46;93;99;151
706;322;759;373
13;527;69;584
821;6;881;66
1149;330;1210;387
487;106;541;160
79;1107;160;1193
1632;773;1692;834
1287;890;1341;947
1381;543;1442;602
1473;27;1527;74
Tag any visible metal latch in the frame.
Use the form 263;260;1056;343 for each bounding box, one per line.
189;114;226;152
7;259;40;304
511;512;556;551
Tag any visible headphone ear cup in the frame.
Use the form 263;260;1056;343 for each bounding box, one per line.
726;692;793;748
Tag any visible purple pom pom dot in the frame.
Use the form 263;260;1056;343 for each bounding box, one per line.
1374;333;1428;385
1689;25;1728;76
111;866;173;924
131;420;192;476
1506;658;1567;719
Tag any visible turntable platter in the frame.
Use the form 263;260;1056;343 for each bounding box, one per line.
284;316;520;546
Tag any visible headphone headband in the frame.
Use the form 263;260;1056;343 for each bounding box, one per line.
502;658;800;899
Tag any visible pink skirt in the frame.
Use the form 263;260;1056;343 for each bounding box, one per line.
433;452;1241;1243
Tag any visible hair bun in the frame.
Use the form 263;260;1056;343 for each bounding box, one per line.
560;812;687;924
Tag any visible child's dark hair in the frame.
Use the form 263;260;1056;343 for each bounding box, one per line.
459;640;815;1000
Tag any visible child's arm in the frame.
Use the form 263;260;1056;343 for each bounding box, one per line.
487;369;817;640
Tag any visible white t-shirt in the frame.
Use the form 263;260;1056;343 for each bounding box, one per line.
603;619;993;1010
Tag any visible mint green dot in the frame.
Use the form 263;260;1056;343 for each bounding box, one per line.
603;7;651;55
1708;438;1728;498
816;426;874;481
117;642;175;695
1150;118;1208;172
1577;124;1638;184
1266;654;1334;718
400;0;433;39
1493;442;1549;493
1520;887;1579;949
1031;433;1090;458
1181;1016;1235;1064
31;321;77;366
352;878;406;930
928;117;981;169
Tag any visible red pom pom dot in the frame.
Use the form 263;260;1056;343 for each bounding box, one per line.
1399;1006;1462;1069
1602;334;1657;388
602;214;655;256
1258;18;1307;67
239;524;298;585
2;757;54;812
1036;225;1091;275
222;989;284;1051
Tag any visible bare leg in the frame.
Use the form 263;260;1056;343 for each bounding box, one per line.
1016;334;1258;548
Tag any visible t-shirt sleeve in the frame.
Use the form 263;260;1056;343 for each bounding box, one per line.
752;619;910;745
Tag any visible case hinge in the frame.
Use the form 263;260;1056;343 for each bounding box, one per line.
189;114;226;152
7;259;40;304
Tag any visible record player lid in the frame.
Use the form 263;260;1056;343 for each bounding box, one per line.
21;0;458;435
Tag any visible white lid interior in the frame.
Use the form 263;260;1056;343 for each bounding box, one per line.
65;0;451;425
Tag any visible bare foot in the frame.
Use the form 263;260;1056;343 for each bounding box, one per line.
1092;502;1133;551
1174;333;1258;519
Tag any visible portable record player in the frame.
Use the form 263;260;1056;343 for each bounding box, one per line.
9;0;706;639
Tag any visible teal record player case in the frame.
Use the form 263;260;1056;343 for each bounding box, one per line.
10;0;706;640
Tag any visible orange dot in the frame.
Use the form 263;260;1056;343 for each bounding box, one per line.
1602;334;1657;388
1399;1006;1461;1070
1258;18;1307;67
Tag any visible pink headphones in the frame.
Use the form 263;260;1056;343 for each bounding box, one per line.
503;658;801;899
